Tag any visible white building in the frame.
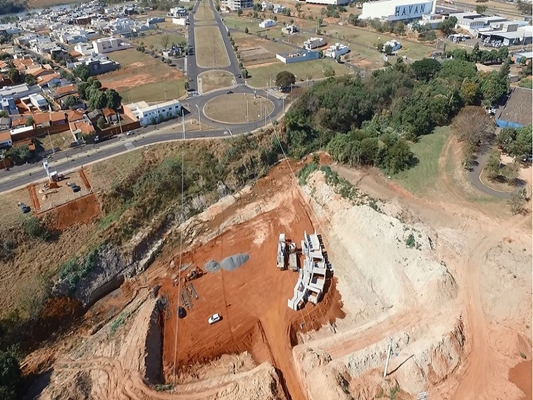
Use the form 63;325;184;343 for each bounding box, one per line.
168;7;188;17
92;37;130;54
324;43;349;58
361;0;436;21
304;37;326;50
220;0;254;11
75;43;95;56
383;39;401;52
259;19;277;28
282;24;298;34
28;93;48;110
124;99;182;127
173;17;189;26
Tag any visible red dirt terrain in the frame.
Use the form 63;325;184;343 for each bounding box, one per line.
44;193;101;231
158;164;344;400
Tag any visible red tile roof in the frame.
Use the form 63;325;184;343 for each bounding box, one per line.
0;130;11;142
69;120;94;136
32;112;50;125
50;111;66;122
66;109;85;122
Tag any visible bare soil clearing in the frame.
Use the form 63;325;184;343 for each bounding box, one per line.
16;129;532;399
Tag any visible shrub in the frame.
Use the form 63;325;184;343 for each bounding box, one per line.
22;217;49;241
58;248;99;293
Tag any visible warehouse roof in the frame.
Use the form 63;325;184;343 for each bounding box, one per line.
498;87;533;127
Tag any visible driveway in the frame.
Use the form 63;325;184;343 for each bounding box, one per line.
467;142;517;200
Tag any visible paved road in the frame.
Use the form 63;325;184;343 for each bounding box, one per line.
466;143;516;199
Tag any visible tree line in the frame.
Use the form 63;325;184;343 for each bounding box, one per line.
0;0;25;15
283;48;510;173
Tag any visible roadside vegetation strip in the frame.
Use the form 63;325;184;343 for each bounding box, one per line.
392;126;451;195
195;0;215;21
194;26;231;68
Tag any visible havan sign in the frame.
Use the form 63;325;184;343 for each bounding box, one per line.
394;2;431;18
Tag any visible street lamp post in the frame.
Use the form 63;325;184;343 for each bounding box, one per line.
195;104;202;130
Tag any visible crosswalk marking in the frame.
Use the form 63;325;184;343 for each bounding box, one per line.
124;142;135;150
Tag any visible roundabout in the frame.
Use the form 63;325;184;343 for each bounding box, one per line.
203;93;275;124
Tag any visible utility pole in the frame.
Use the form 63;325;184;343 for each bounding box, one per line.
246;98;249;122
383;337;393;378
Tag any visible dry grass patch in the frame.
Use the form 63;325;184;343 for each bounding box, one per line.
100;49;185;102
198;70;236;93
0;188;33;226
194;26;230;68
203;94;274;124
85;150;144;193
195;0;215;21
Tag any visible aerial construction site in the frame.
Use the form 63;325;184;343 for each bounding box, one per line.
16;154;531;400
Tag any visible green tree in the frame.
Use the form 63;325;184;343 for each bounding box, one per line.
475;5;487;13
104;89;122;109
24;74;37;86
460;78;480;105
485;150;501;179
88;89;106;110
438;15;457;35
8;68;23;84
73;63;90;81
25;116;34;127
97;116;106;129
275;71;296;89
508;125;533;160
411;58;441;82
480;71;508;104
244;27;249;34
0;347;21;399
184;81;189;91
241;69;249;79
508;191;526;214
63;95;77;109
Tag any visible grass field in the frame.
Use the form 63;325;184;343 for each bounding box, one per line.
224;16;284;39
27;0;83;7
246;58;351;88
198;70;235;93
194;26;231;68
195;0;215;21
0;188;33;226
86;150;144;193
392;126;451;195
120;80;187;103
102;50;186;103
203;94;274;124
133;32;186;50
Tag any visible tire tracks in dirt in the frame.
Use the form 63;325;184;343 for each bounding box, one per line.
451;216;529;399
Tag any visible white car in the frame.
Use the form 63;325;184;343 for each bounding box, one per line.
208;313;221;325
126;130;135;136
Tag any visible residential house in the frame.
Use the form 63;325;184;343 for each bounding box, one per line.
276;49;320;64
304;37;326;50
28;93;49;110
87;108;103;124
66;109;85;123
70;119;95;142
50;84;78;100
259;19;277;28
74;43;95;56
0;24;21;35
147;17;165;25
261;1;274;11
11;115;27;129
324;43;350;58
168;7;188;17
124;99;182;126
0;130;12;148
0;97;17;115
86;58;120;75
32;112;51;128
50;111;67;126
92;37;130;54
102;108;118;123
37;73;63;89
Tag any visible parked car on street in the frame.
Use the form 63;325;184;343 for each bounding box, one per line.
126;130;135;136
